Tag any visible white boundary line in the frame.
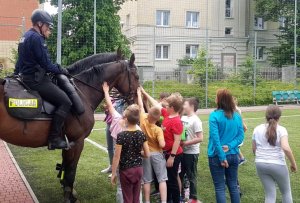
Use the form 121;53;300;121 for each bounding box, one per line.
91;128;105;131
4;142;39;203
200;114;300;123
85;138;108;153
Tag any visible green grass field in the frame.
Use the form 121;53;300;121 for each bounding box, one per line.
8;109;300;203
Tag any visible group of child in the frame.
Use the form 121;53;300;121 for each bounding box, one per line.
101;82;203;203
100;83;298;203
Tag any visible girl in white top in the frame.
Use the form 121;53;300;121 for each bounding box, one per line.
252;105;297;203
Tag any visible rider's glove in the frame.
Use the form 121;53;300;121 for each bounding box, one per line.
57;64;69;76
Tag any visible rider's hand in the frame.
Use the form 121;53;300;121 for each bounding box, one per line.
60;68;69;75
102;82;109;93
57;64;69;75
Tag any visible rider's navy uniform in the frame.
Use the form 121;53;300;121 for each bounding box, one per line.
16;10;72;150
15;28;62;75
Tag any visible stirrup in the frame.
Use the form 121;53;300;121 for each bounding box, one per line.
48;135;75;150
64;134;75;150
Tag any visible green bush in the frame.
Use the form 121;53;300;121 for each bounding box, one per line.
142;80;299;108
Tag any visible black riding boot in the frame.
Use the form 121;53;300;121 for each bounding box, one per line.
48;114;68;150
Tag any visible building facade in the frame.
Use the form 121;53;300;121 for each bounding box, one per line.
118;0;280;79
0;0;39;70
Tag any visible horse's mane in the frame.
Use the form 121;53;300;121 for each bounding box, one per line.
75;61;125;85
67;52;119;75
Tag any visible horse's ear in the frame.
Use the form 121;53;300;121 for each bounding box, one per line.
129;54;135;66
116;47;122;60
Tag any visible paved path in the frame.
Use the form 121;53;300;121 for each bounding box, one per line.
0;140;38;203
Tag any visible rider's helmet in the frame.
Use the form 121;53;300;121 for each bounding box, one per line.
31;9;53;28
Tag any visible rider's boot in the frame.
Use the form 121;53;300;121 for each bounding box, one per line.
48;114;68;150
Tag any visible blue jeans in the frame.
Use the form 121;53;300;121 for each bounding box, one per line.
209;154;240;203
106;124;114;165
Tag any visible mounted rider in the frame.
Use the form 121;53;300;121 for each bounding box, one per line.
14;9;80;150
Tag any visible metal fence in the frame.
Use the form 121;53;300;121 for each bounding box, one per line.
0;0;298;108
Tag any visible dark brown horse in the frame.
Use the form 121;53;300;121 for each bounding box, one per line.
0;54;139;202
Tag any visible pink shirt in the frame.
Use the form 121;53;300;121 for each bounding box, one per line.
109;111;141;140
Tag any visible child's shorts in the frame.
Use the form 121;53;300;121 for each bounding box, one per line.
143;152;168;183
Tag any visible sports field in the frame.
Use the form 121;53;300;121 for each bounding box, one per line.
8;108;300;203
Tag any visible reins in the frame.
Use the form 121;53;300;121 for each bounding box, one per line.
69;61;136;103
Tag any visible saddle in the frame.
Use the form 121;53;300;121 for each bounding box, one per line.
3;76;84;121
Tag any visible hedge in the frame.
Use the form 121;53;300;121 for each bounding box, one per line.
142;80;299;108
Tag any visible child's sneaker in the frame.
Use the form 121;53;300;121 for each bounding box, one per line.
239;158;247;166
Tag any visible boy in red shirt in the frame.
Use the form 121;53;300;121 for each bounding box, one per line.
141;88;184;203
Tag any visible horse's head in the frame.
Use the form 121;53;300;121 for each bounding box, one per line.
114;54;140;104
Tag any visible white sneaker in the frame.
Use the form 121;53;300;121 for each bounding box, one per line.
101;166;112;173
108;174;112;178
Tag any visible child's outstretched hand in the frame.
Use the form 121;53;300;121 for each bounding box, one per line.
102;82;109;93
137;87;142;97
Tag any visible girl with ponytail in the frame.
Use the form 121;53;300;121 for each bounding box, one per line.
252;105;297;203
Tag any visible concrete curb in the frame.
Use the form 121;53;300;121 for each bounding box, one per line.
4;142;39;203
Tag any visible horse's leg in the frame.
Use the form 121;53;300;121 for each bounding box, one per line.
61;137;84;203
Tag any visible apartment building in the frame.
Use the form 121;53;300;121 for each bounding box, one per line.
118;0;280;76
0;0;39;70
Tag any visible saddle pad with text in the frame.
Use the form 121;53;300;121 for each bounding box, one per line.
4;78;42;119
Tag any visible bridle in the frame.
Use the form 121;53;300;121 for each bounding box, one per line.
116;61;138;104
69;61;137;104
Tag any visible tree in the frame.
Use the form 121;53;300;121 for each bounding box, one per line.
255;0;299;67
187;48;216;86
45;0;130;65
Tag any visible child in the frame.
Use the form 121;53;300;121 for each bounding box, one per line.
253;105;297;202
159;92;170;108
101;96;125;176
102;82;143;203
110;104;150;203
137;88;168;203
233;97;248;165
180;97;203;203
141;88;184;203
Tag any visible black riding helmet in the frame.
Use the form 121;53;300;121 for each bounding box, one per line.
31;9;53;29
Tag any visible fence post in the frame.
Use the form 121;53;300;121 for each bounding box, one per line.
294;0;297;87
56;0;62;64
94;0;97;55
205;0;209;108
152;26;156;97
253;32;257;105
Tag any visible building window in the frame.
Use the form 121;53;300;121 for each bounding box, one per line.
186;11;199;28
254;46;265;61
186;45;199;58
225;27;233;36
126;14;130;27
156;10;170;26
225;0;233;18
279;16;286;29
254;17;266;30
156;45;170;59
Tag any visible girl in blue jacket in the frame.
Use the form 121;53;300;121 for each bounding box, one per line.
208;89;244;203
